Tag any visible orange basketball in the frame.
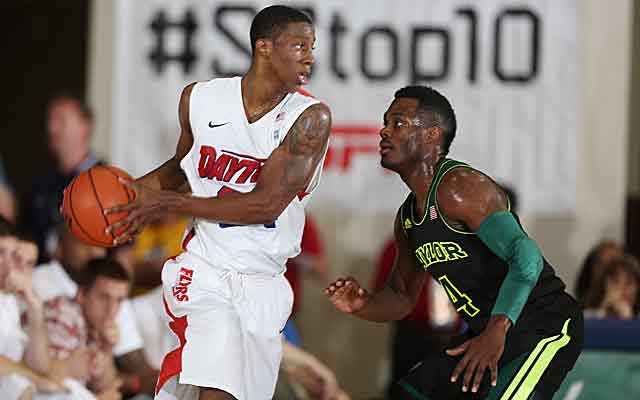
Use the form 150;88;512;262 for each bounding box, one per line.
61;165;136;248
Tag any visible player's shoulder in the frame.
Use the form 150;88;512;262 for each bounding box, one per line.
440;164;492;189
185;76;239;98
436;162;506;213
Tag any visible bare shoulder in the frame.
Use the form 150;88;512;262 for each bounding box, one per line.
296;102;332;131
436;167;508;230
178;82;198;113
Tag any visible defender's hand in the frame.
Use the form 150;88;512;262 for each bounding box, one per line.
104;178;167;245
324;277;368;314
447;316;510;393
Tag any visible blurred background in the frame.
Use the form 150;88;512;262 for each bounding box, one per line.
1;0;639;399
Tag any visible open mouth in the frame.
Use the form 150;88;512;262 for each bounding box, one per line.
379;142;393;155
297;72;309;85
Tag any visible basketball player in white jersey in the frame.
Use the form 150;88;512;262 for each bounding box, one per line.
104;6;331;400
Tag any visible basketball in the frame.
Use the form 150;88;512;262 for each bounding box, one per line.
61;165;136;247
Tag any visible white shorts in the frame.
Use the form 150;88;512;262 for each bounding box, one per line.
154;251;293;400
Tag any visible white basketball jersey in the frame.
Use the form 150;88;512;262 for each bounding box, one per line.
179;77;324;274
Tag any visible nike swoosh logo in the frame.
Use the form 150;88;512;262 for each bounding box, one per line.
208;121;229;128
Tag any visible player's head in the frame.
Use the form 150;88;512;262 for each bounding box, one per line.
379;86;456;172
250;5;315;89
77;257;131;329
46;92;93;165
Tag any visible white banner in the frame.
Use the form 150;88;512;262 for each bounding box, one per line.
112;0;581;215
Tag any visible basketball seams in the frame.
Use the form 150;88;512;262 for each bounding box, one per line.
88;167;116;242
103;166;133;202
68;175;108;246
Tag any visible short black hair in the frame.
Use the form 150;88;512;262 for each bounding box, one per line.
78;257;131;291
250;5;312;53
394;86;457;154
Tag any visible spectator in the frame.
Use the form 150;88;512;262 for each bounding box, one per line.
32;223;157;396
21;93;100;263
44;257;132;399
575;240;624;304
584;255;640;319
277;341;350;400
0;158;16;222
0;217;66;399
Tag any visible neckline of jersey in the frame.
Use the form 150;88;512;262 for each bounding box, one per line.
410;158;455;226
237;77;291;126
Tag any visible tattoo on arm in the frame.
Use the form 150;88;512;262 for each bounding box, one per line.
281;104;331;192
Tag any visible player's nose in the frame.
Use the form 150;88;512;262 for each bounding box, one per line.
379;126;390;139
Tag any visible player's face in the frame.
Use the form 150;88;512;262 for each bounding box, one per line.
47;100;91;159
379;98;429;171
81;276;129;330
270;22;316;90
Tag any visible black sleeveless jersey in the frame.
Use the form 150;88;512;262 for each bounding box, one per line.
400;159;565;335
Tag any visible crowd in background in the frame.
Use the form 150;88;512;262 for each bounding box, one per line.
0;93;638;400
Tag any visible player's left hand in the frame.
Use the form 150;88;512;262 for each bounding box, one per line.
446;315;511;394
104;178;167;245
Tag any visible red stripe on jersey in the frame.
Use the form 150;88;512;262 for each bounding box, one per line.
155;294;188;395
297;191;309;201
296;88;316;99
181;227;196;251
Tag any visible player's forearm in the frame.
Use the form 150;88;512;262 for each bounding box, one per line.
22;296;51;374
137;157;187;192
165;189;289;226
354;285;414;322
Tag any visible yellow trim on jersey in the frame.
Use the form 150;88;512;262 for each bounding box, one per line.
411;159;457;226
500;318;572;400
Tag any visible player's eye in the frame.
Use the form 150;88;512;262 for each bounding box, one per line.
395;120;404;127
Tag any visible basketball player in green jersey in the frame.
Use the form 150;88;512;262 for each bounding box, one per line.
325;86;583;399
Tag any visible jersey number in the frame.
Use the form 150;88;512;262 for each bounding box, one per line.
438;275;480;317
217;186;276;229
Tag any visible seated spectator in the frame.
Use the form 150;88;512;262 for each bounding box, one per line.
575;240;624;304
44;257;131;399
20;93;101;263
584;255;640;320
0;158;15;222
0;217;66;399
278;341;350;400
32;223;157;396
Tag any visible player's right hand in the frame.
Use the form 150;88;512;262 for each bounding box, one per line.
324;277;368;314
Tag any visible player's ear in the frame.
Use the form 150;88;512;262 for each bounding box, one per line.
255;38;273;58
425;126;442;144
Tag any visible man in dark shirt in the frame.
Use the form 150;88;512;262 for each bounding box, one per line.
21;94;100;262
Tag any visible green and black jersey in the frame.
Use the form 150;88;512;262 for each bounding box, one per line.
400;158;565;336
